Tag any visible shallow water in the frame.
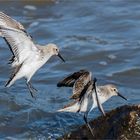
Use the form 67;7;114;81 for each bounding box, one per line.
0;0;140;139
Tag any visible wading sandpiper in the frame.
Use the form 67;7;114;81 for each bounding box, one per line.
57;70;127;136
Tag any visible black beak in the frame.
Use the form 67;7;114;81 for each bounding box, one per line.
117;92;127;100
57;53;65;62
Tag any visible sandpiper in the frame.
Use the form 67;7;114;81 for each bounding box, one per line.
0;11;65;98
57;70;127;136
57;70;105;136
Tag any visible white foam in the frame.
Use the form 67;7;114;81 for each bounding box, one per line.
24;5;37;11
108;54;116;60
99;61;107;66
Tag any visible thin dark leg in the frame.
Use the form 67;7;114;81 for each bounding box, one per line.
83;113;94;137
26;81;37;98
28;82;38;92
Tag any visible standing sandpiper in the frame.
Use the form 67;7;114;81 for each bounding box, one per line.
0;11;65;98
57;70;127;136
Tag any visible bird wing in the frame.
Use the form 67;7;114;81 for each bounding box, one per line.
57;69;88;87
0;11;25;33
63;100;78;109
0;12;37;65
78;78;106;116
93;79;106;116
0;27;38;65
78;80;94;101
71;71;92;99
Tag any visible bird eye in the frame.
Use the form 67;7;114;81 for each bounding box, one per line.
114;88;116;91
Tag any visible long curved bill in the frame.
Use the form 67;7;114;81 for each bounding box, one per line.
93;78;106;116
58;53;65;62
117;92;127;100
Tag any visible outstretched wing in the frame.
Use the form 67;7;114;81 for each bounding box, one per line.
71;71;92;99
93;78;106;116
0;12;38;65
57;69;88;87
0;11;25;33
59;80;94;112
78;80;94;101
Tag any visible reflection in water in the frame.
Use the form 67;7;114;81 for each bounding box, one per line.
0;0;140;139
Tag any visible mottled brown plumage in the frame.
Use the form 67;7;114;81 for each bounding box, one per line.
58;71;127;137
71;71;92;99
57;69;92;100
57;69;87;87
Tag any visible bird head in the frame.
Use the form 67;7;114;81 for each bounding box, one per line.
109;84;127;100
47;43;65;62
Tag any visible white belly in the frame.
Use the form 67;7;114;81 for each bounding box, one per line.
79;91;94;112
90;91;109;112
16;56;49;81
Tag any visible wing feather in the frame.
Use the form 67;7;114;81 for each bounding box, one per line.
57;70;88;87
0;27;38;65
76;80;93;101
71;71;92;99
0;11;25;31
0;12;36;65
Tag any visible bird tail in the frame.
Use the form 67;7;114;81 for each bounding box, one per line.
5;74;16;87
57;101;80;113
5;64;22;87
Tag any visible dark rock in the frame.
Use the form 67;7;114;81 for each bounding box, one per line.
60;105;140;140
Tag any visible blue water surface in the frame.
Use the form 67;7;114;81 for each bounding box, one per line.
0;0;140;139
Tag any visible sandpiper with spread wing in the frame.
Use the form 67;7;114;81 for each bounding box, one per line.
57;70;106;136
57;70;127;136
0;11;65;98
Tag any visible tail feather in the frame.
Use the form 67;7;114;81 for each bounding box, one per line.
5;76;15;87
57;102;80;113
5;64;22;87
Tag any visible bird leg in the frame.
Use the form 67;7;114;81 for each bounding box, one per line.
83;113;94;137
26;81;37;98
